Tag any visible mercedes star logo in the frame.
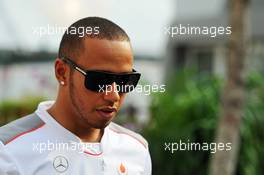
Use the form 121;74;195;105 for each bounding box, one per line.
53;155;69;173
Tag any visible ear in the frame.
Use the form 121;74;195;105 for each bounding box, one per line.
54;58;68;86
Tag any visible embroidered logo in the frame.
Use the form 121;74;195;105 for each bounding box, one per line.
53;155;69;173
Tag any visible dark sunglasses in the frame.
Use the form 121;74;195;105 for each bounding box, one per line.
60;57;141;93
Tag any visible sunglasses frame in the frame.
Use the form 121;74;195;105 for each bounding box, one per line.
60;57;141;93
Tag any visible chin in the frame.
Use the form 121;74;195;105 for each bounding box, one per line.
84;118;112;129
91;121;111;129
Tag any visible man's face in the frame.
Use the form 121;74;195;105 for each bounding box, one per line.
68;38;133;129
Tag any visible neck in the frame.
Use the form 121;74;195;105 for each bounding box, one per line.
47;100;103;143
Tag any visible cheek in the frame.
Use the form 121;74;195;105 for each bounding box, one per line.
117;94;126;108
73;75;100;110
81;91;102;110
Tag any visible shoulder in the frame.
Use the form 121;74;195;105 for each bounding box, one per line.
108;122;148;149
0;113;45;145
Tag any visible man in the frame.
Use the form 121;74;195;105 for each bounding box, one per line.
0;17;151;175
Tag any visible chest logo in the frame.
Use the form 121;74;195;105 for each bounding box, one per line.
53;155;69;173
118;163;128;175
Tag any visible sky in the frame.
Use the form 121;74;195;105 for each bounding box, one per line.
0;0;175;57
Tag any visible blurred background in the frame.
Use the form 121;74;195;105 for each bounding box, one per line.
0;0;263;174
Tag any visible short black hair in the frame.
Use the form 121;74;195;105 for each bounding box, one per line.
58;17;130;60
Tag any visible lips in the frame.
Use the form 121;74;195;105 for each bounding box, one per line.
96;107;117;118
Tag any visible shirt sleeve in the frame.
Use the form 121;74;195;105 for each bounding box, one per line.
0;142;21;175
143;147;152;175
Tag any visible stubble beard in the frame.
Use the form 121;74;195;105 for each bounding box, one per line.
69;76;109;129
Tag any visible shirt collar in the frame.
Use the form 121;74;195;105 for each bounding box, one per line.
35;101;110;153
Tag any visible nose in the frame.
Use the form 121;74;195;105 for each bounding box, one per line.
103;82;120;103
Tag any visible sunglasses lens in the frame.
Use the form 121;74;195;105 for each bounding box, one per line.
84;72;112;92
85;71;140;93
116;74;140;93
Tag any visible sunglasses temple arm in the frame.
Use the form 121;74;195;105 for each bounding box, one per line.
62;57;87;76
75;67;87;76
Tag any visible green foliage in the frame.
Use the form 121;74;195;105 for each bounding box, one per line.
238;72;264;175
143;71;264;175
0;96;45;126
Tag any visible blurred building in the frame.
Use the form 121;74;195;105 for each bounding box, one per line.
0;51;57;100
166;0;264;76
